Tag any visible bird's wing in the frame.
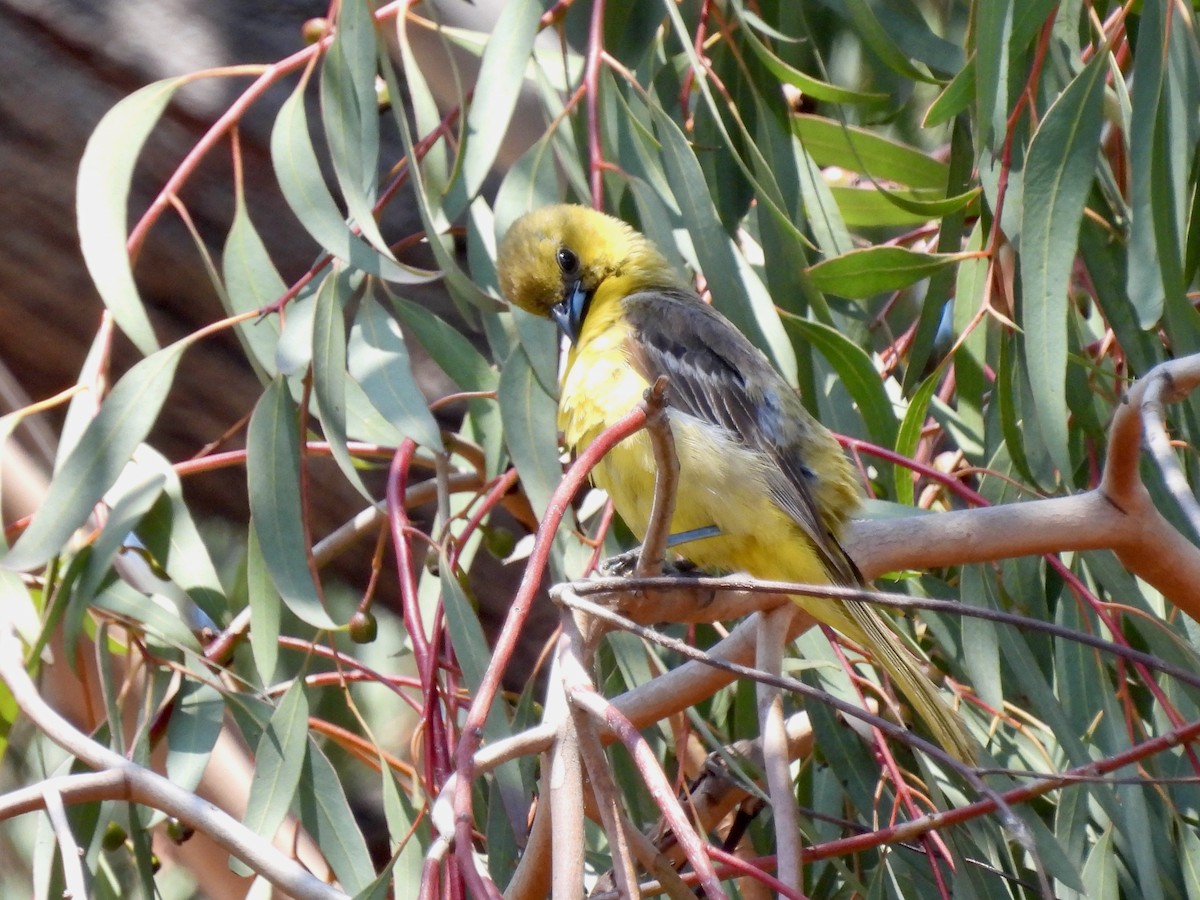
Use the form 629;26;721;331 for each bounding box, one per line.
621;290;861;585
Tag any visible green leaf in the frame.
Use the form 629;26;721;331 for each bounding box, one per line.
77;77;185;356
297;737;375;894
807;246;963;299
246;526;281;686
1117;780;1165;900
388;294;497;393
923;62;975;128
509;306;560;398
996;336;1042;488
826;185;978;227
135;446;228;625
738;19;889;105
1080;826;1117;900
792;114;949;190
893;368;941;507
780;314;898;451
246;378;338;629
1126;0;1183;328
3;340;187;572
497;345;561;522
381;51;497;314
905;117;976;391
92;579;200;650
1180;821;1200;900
973;0;1014;152
440;0;543;219
319;0;390;258
380;765;427;889
311;267;373;499
348;297;444;451
270;72;435;285
492;132;568;239
1018;51;1106;478
440;567;493;699
166;676;225;793
75;469;166;615
233;680;310;876
838;0;938;83
222;194;284;378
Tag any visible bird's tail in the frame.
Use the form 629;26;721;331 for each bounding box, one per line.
814;598;976;764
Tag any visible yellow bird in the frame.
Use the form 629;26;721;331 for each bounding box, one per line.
497;203;974;762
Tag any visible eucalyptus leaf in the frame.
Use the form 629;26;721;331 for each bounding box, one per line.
271;73;435;285
807;246;963;299
246;378;338;629
1019;51;1106;479
311;266;373;499
497;344;561;522
166;676;225;794
297;737;376;894
233;680;310;876
4;340;188;572
77;78;185;356
222;195;285;378
348;297;444;451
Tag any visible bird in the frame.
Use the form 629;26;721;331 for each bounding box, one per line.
496;203;974;762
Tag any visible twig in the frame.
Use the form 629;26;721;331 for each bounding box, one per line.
637;376;678;577
42;784;86;899
450;397;655;894
570;690;728;899
805;713;1200;863
754;604;803;892
547;701;585;900
502;776;553;900
0;622;345;900
573;576;1200;692
561;611;640;898
555;587;1038;869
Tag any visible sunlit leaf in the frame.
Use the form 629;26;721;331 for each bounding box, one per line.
271;72;435;285
497;345;560;522
311;266;373;499
3;340;187;572
246;526;280;687
738;14;889;105
440;0;543;219
388;294;497;393
77;78;185;356
320;0;388;257
651;102;797;383
793;114;949;189
781;314;898;451
349;297;444;451
808;246;963;299
1019;52;1106;478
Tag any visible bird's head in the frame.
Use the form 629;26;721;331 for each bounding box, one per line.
496;204;682;343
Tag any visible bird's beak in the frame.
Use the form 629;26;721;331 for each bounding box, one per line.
550;280;591;345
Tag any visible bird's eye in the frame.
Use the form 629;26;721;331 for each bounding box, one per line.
556;247;580;277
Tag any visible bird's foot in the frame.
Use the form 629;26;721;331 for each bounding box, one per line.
598;548;700;578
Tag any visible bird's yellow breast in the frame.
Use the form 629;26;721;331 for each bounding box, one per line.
558;292;831;585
